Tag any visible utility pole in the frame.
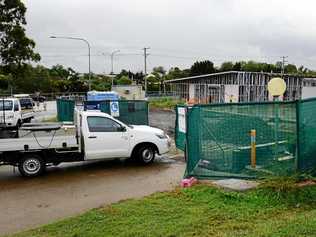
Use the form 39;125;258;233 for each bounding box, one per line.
143;47;150;94
281;56;288;78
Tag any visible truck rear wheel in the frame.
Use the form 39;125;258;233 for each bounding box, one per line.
136;145;155;164
18;154;46;177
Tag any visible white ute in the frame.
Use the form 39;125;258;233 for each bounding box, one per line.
0;110;171;177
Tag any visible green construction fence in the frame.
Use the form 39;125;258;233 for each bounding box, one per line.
56;99;75;122
57;99;148;125
100;100;149;125
175;98;316;179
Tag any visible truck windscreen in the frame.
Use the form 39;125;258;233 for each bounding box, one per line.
19;98;33;109
0;100;13;111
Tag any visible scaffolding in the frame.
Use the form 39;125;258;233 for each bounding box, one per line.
165;71;313;103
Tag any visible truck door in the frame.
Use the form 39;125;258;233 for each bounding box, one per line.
84;116;130;160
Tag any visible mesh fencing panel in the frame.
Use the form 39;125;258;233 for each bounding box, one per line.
56;99;75;122
100;100;149;125
185;101;297;179
175;105;187;151
297;98;316;172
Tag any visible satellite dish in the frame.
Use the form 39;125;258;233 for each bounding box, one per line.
268;77;286;97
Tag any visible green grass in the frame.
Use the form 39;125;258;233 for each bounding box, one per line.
7;179;316;237
149;97;185;110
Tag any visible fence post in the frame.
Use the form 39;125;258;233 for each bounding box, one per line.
295;100;300;172
184;105;189;177
250;129;256;168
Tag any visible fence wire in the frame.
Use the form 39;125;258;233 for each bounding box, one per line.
297;98;316;173
100;100;149;125
176;99;316;179
57;100;148;125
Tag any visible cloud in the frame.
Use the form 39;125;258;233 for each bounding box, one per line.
24;0;316;73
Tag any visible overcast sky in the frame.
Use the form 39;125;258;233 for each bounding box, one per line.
24;0;316;74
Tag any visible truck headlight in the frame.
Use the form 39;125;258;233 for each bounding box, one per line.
156;133;168;139
6;115;14;119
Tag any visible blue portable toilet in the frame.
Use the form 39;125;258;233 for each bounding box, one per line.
85;91;120;110
87;91;120;101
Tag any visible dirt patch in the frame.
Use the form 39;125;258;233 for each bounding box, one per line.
297;179;316;187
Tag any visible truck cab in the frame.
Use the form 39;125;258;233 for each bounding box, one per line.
0;97;34;129
0;98;22;128
13;94;35;122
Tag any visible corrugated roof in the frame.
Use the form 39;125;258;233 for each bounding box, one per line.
164;71;305;83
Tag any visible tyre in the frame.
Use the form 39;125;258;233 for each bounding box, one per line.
18;154;46;177
25;118;32;123
16;120;22;128
135;145;155;164
53;162;61;166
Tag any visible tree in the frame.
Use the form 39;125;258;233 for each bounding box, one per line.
261;63;276;73
165;67;190;80
50;65;70;79
220;62;234;72
285;64;297;74
0;74;10;90
275;61;283;73
117;76;132;85
133;71;144;84
152;66;166;91
145;74;159;91
241;61;260;72
233;62;242;71
190;60;215;76
0;0;40;72
115;70;129;80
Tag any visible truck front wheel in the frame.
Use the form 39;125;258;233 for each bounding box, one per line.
135;145;155;164
18;154;46;177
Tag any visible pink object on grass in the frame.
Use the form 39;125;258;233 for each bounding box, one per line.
181;177;197;188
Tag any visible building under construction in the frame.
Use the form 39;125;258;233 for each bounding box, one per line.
165;71;316;103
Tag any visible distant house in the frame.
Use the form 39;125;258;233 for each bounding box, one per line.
165;71;316;103
112;85;145;100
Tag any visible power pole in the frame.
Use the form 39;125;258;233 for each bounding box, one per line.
281;56;288;78
143;47;150;94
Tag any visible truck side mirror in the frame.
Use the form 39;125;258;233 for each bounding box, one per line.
119;126;127;132
14;105;19;111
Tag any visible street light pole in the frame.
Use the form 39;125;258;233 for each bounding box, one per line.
50;36;92;90
110;50;120;75
143;47;150;95
109;50;120;89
